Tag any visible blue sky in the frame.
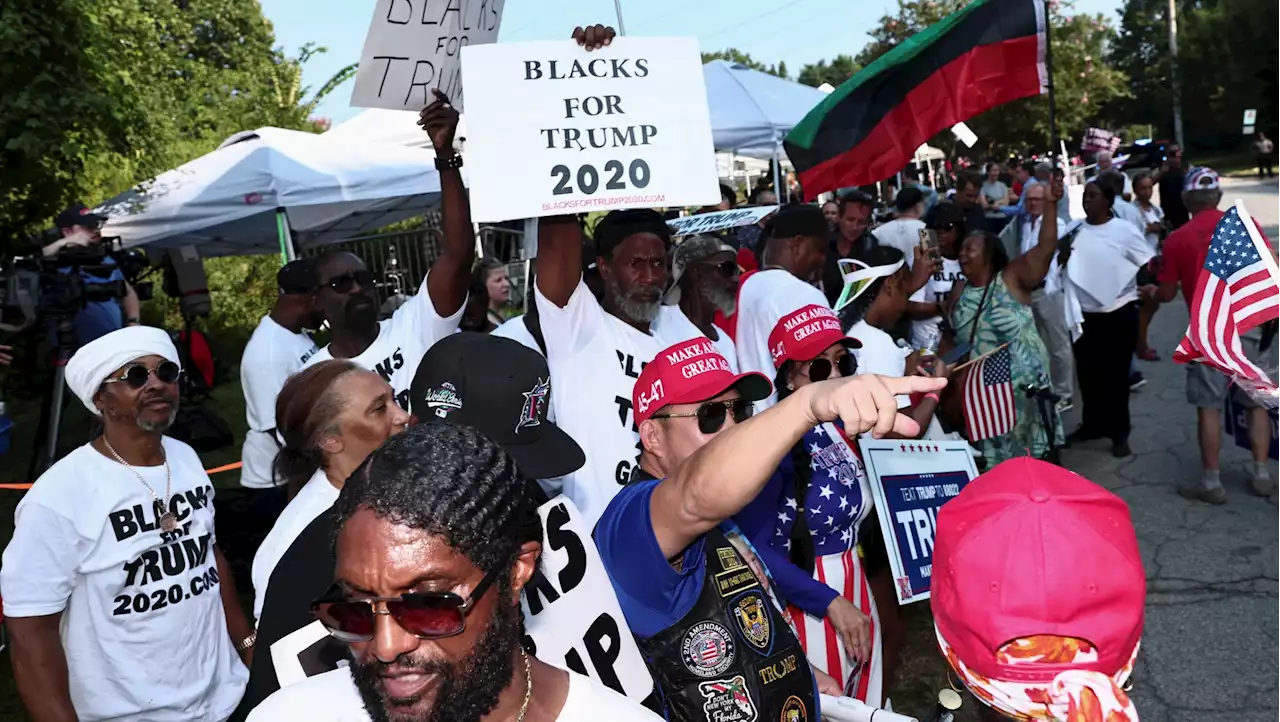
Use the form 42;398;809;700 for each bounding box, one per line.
261;0;1124;126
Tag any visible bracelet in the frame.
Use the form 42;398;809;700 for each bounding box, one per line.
235;632;257;652
125;317;141;326
434;154;463;170
924;392;941;403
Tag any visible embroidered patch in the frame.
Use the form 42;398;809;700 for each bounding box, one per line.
516;377;550;432
697;675;758;722
681;621;735;678
422;382;462;419
717;546;746;572
780;695;807;722
730;592;771;651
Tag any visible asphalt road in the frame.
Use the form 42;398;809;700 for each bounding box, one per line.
1057;176;1278;722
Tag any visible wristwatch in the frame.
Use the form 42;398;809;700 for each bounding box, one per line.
434;154;463;171
125;317;141;327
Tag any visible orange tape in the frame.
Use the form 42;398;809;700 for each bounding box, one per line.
1;460;242;490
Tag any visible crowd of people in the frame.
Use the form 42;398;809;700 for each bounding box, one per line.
1;23;1270;722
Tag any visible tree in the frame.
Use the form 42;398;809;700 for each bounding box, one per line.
701;48;788;78
258;44;359;132
797;55;860;88
854;0;1129;157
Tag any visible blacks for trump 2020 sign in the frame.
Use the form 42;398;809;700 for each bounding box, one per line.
858;440;979;605
461;37;720;222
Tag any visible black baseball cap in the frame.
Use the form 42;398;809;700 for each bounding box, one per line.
410;333;585;480
276;259;317;295
55;203;106;230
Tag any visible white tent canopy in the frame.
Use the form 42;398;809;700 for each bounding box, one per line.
701;60;830;154
98;127;443;256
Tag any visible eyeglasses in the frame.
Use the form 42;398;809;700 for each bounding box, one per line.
803;354;857;383
650;398;754;435
311;566;501;643
102;361;182;389
324;270;375;294
933;223;958;232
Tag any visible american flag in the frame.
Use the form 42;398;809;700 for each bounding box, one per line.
963;345;1016;442
1173;205;1280;387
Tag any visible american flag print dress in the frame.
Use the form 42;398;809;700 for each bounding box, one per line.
772;421;883;707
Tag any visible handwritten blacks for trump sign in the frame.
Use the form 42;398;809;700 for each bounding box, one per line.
460;37;720;222
350;0;505;112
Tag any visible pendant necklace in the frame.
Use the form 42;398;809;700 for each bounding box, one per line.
103;435;176;532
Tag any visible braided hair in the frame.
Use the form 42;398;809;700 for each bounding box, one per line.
331;422;543;580
774;363;817;575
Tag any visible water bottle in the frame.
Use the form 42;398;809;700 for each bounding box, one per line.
920;689;963;722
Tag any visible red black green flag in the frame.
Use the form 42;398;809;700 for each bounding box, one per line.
785;0;1048;198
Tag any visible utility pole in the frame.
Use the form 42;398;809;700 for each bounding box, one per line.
1167;0;1185;147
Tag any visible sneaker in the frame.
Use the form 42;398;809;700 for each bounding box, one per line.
1129;373;1147;392
1112;441;1132;458
1055;400;1074;414
1178;483;1227;505
1251;474;1277;497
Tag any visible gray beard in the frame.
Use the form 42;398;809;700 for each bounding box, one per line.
605;278;659;325
700;284;737;317
137;409;177;433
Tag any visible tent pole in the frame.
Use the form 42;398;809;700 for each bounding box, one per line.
275;207;297;264
612;0;627;34
1043;0;1059;165
771;142;782;199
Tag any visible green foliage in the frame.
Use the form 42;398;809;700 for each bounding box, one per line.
702;49;789;78
143;255;281;351
1107;0;1278;148
850;0;1128;157
797;55;860;88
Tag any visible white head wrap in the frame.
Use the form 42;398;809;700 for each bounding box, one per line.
65;326;180;416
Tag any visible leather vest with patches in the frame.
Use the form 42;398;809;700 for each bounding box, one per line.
636;528;816;722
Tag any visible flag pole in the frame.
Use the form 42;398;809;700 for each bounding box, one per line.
612;0;627;35
1042;0;1059;166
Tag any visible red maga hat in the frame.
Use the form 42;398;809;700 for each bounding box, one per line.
768;304;860;370
633;338;772;426
932;458;1145;683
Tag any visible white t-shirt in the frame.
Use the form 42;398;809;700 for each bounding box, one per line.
492;314;545;355
657;307;737;371
1138;202;1164;250
1087;170;1133;198
240;316;319;489
246;665;660;722
304;273;464;413
0;439;247;721
1111;198;1146;234
1019;215;1068;295
871;217;926;260
847;320;913;410
536;282;701;527
734;269;830;410
251;468;340;622
1070;218;1155;313
907;257;965;349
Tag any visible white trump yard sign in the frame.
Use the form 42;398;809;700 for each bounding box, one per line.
461;37;720;222
350;0;505;112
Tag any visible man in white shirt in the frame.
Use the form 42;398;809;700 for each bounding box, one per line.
1088;150;1133;200
1014;183;1074;410
663;234;739;366
734;204;832;409
246;422;658;722
303;92;471;412
3;326;251;721
535;208;705;526
239;260;322;491
871;186;926;260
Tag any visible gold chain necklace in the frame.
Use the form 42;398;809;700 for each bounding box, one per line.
515;648;532;722
102;435;177;532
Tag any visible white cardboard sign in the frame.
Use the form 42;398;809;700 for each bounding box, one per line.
520;495;654;702
350;0;506;112
667;205;777;237
461;37;720;222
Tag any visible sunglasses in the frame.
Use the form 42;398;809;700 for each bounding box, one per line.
803;353;857;383
650;398;754;435
324;270;375;294
933;222;958;232
311;565;501;643
698;260;739;276
101;361;182;389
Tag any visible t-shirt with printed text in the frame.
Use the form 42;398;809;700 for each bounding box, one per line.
240;316;319;489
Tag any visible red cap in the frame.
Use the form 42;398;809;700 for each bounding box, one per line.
633;338;772;426
932;458;1145;683
768;304;861;369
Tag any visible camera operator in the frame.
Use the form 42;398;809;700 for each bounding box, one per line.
45;203;142;343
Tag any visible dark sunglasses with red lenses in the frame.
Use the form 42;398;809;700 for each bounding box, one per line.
324;270;375;294
650;398;754;435
101;361;182;389
311;565;500;643
805;354;857;383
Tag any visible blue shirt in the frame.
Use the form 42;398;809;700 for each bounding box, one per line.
56;257;125;345
594;478;714;639
1000;177;1039;217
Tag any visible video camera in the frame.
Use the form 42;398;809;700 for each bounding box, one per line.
0;230;153;333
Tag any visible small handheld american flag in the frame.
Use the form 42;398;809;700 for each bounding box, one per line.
1173;203;1280;393
963;345;1016;442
